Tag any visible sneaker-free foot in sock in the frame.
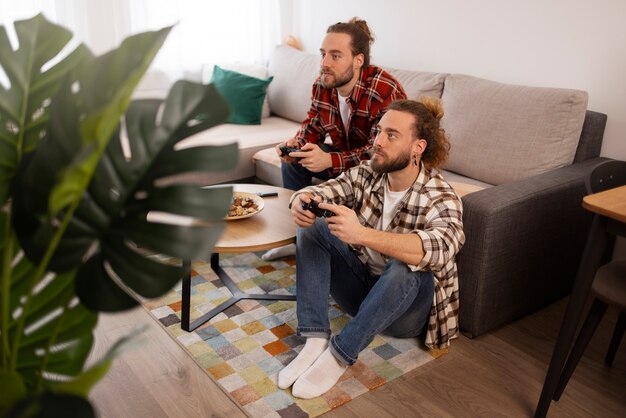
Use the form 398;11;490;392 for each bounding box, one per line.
277;337;327;389
261;243;296;261
291;347;348;399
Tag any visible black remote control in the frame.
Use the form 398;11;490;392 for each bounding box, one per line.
302;200;335;217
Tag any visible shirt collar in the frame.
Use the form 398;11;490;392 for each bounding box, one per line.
371;160;430;198
348;66;374;104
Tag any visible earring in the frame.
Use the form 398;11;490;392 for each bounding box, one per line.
413;154;418;166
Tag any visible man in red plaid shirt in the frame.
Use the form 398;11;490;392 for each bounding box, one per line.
275;17;406;190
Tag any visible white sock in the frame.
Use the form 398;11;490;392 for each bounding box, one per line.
291;347;348;399
261;243;296;261
277;337;327;389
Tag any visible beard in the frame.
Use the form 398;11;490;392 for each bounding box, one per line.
370;147;412;173
320;65;354;89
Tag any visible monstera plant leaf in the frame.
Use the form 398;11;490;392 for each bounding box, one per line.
14;79;237;312
1;13;238;417
0;14;88;206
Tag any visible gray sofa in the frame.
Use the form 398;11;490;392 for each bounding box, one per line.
184;45;607;338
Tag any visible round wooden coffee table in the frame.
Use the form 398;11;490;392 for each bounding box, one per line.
181;183;297;332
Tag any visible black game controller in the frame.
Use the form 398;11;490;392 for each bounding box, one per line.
301;200;335;217
279;146;302;157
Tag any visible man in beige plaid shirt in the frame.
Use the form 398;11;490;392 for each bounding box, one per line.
278;98;465;399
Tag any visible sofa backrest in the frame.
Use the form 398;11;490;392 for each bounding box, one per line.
266;46;606;185
267;45;320;123
267;45;448;123
441;74;590;185
573;110;607;163
385;68;447;100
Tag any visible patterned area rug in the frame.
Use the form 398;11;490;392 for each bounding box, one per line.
143;252;440;417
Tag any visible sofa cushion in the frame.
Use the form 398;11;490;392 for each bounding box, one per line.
386;68;447;100
210;65;273;125
202;62;272;118
442;74;588;185
267;45;320;123
252;147;487;197
169;117;301;185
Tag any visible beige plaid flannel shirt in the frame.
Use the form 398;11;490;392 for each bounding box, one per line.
292;161;465;349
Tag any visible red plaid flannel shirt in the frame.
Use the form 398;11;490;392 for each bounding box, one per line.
294;66;406;176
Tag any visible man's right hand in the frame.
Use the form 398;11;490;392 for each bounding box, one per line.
276;139;300;162
291;193;319;227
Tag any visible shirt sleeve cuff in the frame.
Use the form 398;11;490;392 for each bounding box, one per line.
329;152;343;175
411;230;433;272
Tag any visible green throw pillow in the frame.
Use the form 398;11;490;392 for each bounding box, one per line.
210;65;273;125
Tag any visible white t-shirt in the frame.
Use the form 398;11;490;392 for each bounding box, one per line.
363;180;409;275
337;92;351;135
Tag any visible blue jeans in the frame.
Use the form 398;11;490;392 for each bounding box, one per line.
296;219;435;365
281;143;337;190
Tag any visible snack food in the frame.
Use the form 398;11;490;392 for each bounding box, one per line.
229;195;259;217
225;192;265;220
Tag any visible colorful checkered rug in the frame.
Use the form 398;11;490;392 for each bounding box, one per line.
143;252;439;417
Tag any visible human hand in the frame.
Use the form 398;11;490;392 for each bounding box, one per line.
276;139;300;162
291;143;332;173
322;203;363;244
291;193;320;227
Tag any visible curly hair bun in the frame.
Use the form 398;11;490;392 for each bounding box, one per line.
348;17;375;43
418;96;444;121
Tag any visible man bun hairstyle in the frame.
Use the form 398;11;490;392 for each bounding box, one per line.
387;98;450;170
327;17;375;67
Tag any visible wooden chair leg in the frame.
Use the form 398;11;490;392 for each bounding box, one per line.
553;299;608;401
605;311;626;366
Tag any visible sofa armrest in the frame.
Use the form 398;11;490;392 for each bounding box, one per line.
458;157;609;337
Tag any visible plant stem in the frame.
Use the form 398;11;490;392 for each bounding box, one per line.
35;292;72;390
1;207;13;370
10;199;81;369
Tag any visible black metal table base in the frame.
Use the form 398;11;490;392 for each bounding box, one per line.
534;216;626;417
181;253;296;332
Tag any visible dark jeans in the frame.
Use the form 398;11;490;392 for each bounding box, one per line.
296;218;435;365
281;143;337;190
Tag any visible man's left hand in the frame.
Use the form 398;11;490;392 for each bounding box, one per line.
320;202;364;244
291;143;333;173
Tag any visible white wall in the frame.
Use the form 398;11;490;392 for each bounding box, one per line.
292;0;626;161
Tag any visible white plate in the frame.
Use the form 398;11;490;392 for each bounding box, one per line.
225;192;265;220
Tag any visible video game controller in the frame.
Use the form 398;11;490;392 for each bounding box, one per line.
301;200;335;217
279;146;302;157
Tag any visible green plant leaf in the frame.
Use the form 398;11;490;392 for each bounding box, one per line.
3;256;97;393
0;370;26;413
14;80;237;311
73;82;238;311
0;14;88;207
53;324;147;398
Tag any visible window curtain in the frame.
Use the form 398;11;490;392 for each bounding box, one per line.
0;0;282;94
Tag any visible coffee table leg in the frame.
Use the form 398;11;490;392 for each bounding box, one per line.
181;259;192;332
181;253;297;332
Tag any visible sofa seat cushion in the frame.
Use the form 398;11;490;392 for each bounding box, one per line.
441;170;491;197
177;117;301;151
162;117;301;186
253;147;487;197
442;74;588;185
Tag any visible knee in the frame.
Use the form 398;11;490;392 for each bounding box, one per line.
296;218;329;243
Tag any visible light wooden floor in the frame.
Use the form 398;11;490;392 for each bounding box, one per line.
90;298;626;417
